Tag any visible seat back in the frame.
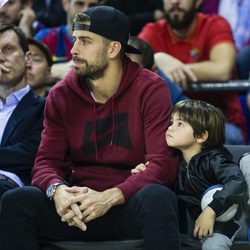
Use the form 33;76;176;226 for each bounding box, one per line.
40;239;144;250
225;145;250;164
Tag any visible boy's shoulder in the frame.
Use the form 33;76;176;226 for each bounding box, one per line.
203;146;232;158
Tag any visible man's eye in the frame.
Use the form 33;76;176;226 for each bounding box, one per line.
177;122;183;127
4;46;13;53
82;40;91;45
89;3;98;7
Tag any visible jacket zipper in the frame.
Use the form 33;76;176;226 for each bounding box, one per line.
186;164;190;181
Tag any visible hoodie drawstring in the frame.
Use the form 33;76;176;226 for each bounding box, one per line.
93;103;98;159
110;99;115;145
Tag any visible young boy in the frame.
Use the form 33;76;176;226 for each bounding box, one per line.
132;100;247;250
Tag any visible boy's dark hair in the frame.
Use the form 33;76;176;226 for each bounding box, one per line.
171;100;225;149
20;0;28;5
0;24;29;53
27;38;53;67
128;36;154;70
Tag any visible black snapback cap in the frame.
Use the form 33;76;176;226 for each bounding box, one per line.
72;6;142;54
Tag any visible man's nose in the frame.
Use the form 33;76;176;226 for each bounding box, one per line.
0;51;5;62
71;40;80;56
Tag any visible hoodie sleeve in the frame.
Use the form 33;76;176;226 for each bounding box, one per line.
116;74;179;201
31;88;71;191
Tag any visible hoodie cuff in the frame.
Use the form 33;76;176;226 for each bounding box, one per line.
208;198;225;216
116;181;137;202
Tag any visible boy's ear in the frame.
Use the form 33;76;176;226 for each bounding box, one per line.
196;131;208;144
25;51;32;68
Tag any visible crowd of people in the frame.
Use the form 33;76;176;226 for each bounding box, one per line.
0;1;250;250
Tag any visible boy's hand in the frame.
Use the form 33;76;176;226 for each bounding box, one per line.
131;162;149;174
193;206;216;239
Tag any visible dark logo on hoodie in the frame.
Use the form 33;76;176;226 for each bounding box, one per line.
83;113;133;157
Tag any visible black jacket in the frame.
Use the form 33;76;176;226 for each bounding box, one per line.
175;146;247;219
0;90;45;184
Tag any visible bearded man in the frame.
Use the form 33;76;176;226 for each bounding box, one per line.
139;0;246;145
0;6;179;250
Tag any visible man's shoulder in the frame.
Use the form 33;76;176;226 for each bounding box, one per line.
133;67;169;93
21;90;45;108
48;71;76;96
49;80;69;95
197;13;231;30
140;19;168;35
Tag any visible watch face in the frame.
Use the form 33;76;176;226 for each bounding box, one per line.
46;185;55;199
46;183;64;199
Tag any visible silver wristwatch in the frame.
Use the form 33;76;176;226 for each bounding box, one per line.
46;182;65;200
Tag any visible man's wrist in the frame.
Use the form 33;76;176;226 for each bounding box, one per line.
46;182;66;200
103;188;125;207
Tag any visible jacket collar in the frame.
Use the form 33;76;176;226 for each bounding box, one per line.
1;90;42;146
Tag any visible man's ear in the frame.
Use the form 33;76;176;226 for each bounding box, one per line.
45;67;52;84
108;41;122;59
61;0;69;12
25;51;32;68
195;0;203;10
196;131;208;144
24;0;33;8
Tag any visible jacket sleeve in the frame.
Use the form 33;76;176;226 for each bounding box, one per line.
208;152;247;216
0;102;44;178
116;75;179;201
31;90;71;190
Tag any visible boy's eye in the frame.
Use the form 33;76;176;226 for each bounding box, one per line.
177;121;184;127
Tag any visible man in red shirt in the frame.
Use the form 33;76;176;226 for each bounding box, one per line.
139;0;246;144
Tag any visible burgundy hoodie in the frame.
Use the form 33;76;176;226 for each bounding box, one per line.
32;58;179;201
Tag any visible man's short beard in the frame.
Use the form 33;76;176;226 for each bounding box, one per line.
165;7;196;31
74;61;108;80
73;46;109;80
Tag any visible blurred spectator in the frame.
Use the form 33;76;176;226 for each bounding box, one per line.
35;0;101;80
218;0;250;80
217;0;250;143
219;0;250;51
0;0;35;37
127;36;186;104
105;0;165;35
27;38;53;97
200;0;219;14
139;0;246;144
32;0;67;32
